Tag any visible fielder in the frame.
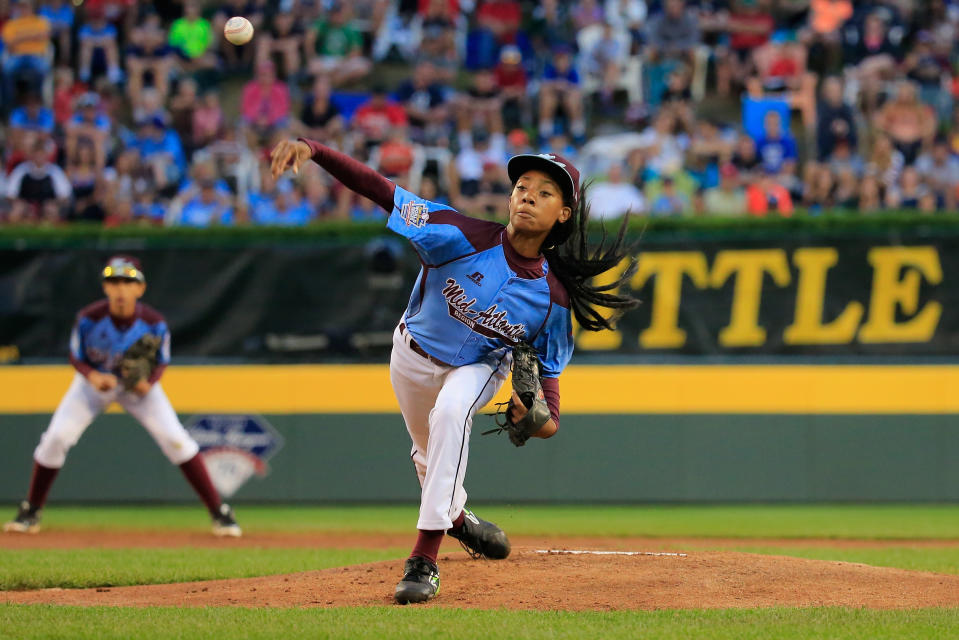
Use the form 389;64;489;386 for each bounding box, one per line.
270;139;636;604
3;256;241;537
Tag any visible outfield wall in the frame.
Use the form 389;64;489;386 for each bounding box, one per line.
2;365;957;503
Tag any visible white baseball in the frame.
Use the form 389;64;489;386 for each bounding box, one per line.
224;16;254;46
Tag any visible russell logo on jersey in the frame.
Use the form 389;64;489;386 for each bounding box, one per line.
466;272;484;286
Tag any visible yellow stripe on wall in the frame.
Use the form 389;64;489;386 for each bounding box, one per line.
3;364;959;414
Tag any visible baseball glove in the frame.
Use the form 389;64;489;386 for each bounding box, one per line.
119;334;161;391
483;342;551;447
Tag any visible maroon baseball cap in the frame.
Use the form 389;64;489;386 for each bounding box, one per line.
507;153;580;206
102;255;145;282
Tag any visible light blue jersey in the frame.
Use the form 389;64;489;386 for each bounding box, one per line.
387;186;573;377
69;300;170;381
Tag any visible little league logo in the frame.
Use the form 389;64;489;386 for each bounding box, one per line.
185;415;284;498
401;201;429;227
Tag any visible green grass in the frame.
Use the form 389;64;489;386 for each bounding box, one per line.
2;505;956;591
1;605;958;640
39;504;959;539
696;546;959;576
4;506;958;638
0;548;405;590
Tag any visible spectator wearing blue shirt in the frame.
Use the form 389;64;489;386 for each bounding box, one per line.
133;193;167;224
754;110;798;177
538;45;586;143
125;13;181;103
649;176;690;217
250;179;313;226
10;93;54;133
175;178;234;227
66;92;111;169
127;115;187;193
395;62;451;145
8;92;54;162
37;0;73;65
77;4;122;84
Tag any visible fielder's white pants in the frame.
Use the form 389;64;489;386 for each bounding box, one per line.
390;324;511;531
33;372;200;469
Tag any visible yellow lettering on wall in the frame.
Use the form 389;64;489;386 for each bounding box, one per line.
859;247;942;343
784;248;863;345
573;257;633;350
710;250;791;347
632;252;709;348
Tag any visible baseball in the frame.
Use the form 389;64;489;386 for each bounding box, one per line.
224;16;254;46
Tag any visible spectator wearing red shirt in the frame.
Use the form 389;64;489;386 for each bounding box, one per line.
52;67;85;127
747;31;818;128
477;0;521;44
493;45;528;129
715;0;774;96
746;170;793;217
418;0;459;16
240;60;291;145
353;86;409;149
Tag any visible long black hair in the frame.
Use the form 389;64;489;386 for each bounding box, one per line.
541;181;639;332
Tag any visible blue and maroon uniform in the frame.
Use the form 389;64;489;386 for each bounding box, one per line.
300;139;569;426
69;300;170;385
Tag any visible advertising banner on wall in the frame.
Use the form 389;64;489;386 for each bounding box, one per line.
0;231;952;360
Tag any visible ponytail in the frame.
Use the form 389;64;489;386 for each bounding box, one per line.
542;182;639;332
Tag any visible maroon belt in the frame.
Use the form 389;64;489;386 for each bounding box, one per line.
399;322;453;367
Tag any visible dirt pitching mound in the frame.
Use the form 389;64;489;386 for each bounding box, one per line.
5;530;959;551
4;549;959;610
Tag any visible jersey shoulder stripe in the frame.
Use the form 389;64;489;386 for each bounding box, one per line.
136;302;166;327
77;299;110;322
427;209;504;255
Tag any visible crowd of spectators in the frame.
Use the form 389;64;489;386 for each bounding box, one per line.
1;0;958;226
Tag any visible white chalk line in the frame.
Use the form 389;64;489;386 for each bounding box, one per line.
535;549;688;557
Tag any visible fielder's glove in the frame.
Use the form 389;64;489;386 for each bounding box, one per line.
119;334;161;391
484;342;551;447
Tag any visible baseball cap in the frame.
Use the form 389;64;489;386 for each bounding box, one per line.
102;255;145;283
507;153;581;206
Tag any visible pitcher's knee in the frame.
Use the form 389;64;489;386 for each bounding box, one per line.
162;437;199;466
429;402;472;436
33;431;73;468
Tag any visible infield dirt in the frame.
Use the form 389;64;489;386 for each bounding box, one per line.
3;532;959;610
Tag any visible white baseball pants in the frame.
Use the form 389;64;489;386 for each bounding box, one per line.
390;324;511;531
33;372;200;469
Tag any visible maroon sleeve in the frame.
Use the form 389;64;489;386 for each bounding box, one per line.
147;363;167;385
541;376;560;430
69;354;93;378
298;138;396;212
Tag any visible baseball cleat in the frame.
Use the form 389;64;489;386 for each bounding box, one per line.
394;556;440;604
3;501;41;534
448;508;511;559
211;503;242;538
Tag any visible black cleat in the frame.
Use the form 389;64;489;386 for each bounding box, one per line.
448;508;511;559
3;501;41;534
211;503;242;538
394;556;440;604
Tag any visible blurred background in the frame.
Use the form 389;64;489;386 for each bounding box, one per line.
0;0;956;224
1;0;958;505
